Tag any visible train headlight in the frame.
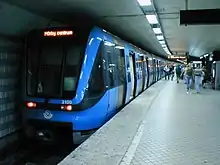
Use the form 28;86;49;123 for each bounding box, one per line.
26;101;37;108
65;105;72;111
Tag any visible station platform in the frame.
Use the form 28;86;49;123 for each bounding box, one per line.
59;80;220;165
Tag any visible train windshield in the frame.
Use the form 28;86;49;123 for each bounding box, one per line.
26;32;85;98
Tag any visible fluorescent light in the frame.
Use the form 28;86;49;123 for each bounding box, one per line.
164;47;170;53
157;35;164;40
153;28;162;34
137;0;151;6
159;40;165;44
161;44;166;48
200;56;203;59
146;14;158;24
104;41;115;46
115;46;124;49
193;61;202;64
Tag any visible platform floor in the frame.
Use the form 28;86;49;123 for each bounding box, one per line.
59;80;220;165
121;81;220;165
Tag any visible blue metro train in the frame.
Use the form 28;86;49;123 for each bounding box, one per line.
24;26;167;144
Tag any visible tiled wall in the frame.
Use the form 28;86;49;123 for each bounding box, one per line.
0;37;21;150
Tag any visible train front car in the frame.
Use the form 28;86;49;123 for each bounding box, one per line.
24;27;109;144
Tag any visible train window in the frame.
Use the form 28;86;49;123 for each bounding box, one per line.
41;42;63;65
86;46;105;97
26;29;89;98
65;46;81;66
63;43;82;94
34;40;63;97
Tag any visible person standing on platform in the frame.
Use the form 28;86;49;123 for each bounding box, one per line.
194;66;203;93
185;64;193;93
164;65;169;80
202;66;207;88
170;65;175;81
176;64;181;83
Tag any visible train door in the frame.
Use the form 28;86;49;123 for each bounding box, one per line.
129;52;136;99
141;56;145;91
148;57;153;85
144;57;149;89
136;56;142;94
102;42;117;115
113;47;127;109
125;53;131;103
159;61;162;79
157;60;160;80
155;60;158;81
152;59;156;83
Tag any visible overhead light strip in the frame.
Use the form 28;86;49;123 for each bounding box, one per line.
156;35;164;40
137;0;172;56
137;0;152;6
146;14;158;24
153;28;162;34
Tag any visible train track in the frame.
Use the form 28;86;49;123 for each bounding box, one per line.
0;137;75;165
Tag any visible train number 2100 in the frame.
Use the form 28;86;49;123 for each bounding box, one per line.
62;100;72;104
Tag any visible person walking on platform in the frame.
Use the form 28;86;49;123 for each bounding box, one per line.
169;65;175;81
194;66;203;93
176;64;181;83
185;64;193;93
202;66;208;88
164;65;169;80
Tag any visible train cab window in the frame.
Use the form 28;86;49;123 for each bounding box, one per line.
35;40;63;97
26;30;86;98
63;45;82;93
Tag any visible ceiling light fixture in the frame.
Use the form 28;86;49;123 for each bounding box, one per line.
157;35;164;40
153;28;162;34
137;0;152;6
159;40;165;44
146;14;158;24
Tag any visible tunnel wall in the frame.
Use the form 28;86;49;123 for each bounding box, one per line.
0;2;66;151
0;37;22;150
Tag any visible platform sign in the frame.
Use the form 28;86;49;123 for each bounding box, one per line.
168;55;186;60
44;30;74;37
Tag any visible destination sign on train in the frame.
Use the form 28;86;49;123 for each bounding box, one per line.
44;30;74;37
